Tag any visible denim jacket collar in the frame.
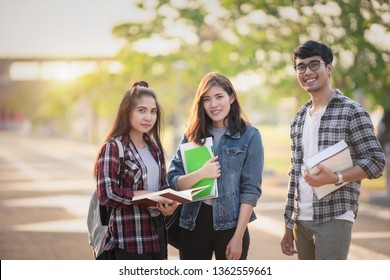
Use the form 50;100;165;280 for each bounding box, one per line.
224;127;246;139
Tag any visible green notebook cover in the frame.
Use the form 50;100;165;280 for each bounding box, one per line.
180;137;218;200
183;146;214;199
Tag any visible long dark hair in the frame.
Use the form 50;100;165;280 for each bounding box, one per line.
93;81;165;177
186;72;249;145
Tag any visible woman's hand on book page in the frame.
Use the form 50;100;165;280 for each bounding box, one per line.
200;156;221;179
304;164;338;187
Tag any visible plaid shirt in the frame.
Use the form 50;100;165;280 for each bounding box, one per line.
96;134;167;254
284;90;386;228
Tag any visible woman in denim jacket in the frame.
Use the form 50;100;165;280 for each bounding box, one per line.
166;72;264;260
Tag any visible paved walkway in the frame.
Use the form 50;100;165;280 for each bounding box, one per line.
0;131;389;260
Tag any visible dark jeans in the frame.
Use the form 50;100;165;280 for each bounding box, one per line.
179;203;250;260
114;215;167;260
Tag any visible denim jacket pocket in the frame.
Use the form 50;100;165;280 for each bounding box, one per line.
224;146;247;174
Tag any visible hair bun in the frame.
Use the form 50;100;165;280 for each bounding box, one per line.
133;81;148;88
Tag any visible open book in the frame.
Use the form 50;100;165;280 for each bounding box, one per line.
303;140;353;199
131;186;208;207
179;137;218;200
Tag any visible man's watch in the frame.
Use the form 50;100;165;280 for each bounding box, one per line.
334;172;344;187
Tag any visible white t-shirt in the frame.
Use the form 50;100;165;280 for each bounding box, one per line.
298;106;354;222
138;146;159;192
138;146;161;217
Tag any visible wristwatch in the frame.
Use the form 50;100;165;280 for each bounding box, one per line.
334;172;344;187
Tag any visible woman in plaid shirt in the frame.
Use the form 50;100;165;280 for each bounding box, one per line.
94;81;178;260
280;40;386;260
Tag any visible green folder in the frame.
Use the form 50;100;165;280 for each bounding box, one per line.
180;137;218;200
183;146;214;199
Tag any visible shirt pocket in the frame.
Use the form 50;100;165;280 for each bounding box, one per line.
320;121;348;142
223;145;247;174
124;160;142;188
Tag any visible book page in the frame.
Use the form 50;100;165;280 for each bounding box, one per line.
305;141;353;199
308;148;353;175
132;186;209;206
304;140;348;171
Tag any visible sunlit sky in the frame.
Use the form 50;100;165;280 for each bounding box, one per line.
1;0;388;83
0;0;141;58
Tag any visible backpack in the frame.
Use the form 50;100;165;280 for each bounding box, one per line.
87;138;124;260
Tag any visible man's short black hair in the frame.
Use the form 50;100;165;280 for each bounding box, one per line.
293;40;333;66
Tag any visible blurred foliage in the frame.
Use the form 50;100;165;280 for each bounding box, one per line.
22;0;390;142
113;0;390;107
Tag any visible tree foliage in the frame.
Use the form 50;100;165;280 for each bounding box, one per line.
33;0;390;140
111;0;389;108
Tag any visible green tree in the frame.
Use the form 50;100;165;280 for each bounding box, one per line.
111;0;266;127
111;0;389;114
37;0;390;143
221;0;390;107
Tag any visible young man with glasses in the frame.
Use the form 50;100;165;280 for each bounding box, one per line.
280;40;386;259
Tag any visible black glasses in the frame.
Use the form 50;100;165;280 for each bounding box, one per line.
294;60;326;74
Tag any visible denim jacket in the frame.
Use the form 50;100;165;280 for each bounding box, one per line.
166;125;263;231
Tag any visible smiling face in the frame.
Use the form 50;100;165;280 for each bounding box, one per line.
129;95;157;138
295;55;333;94
202;85;235;128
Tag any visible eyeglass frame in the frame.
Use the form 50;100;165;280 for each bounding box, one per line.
294;60;327;74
